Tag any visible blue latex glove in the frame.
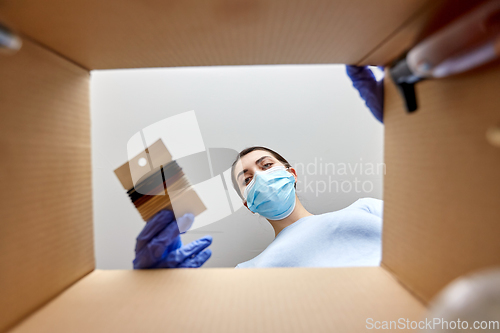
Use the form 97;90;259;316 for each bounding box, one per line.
133;210;212;269
346;65;384;123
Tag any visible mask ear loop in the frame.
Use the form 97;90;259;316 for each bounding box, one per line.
243;174;257;204
286;166;298;185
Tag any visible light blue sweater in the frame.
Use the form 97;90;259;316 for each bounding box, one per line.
236;198;383;268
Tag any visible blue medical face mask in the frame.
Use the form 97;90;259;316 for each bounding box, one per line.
243;165;296;220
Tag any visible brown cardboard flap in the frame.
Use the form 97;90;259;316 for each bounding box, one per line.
0;39;94;332
382;63;500;302
9;267;425;333
0;0;431;69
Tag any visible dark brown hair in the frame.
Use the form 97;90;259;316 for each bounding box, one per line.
231;146;294;199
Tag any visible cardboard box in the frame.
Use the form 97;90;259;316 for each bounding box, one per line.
1;0;499;332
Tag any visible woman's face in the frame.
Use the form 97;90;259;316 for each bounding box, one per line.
233;150;296;202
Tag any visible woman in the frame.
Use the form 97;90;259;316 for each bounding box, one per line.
231;146;382;268
133;146;382;269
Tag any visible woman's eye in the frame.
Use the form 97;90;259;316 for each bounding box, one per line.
244;177;252;185
263;163;273;169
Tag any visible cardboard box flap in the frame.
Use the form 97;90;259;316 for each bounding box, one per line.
382;62;500;302
0;39;94;332
0;0;432;70
9;267;425;333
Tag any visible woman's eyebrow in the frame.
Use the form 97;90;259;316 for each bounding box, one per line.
255;155;272;165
